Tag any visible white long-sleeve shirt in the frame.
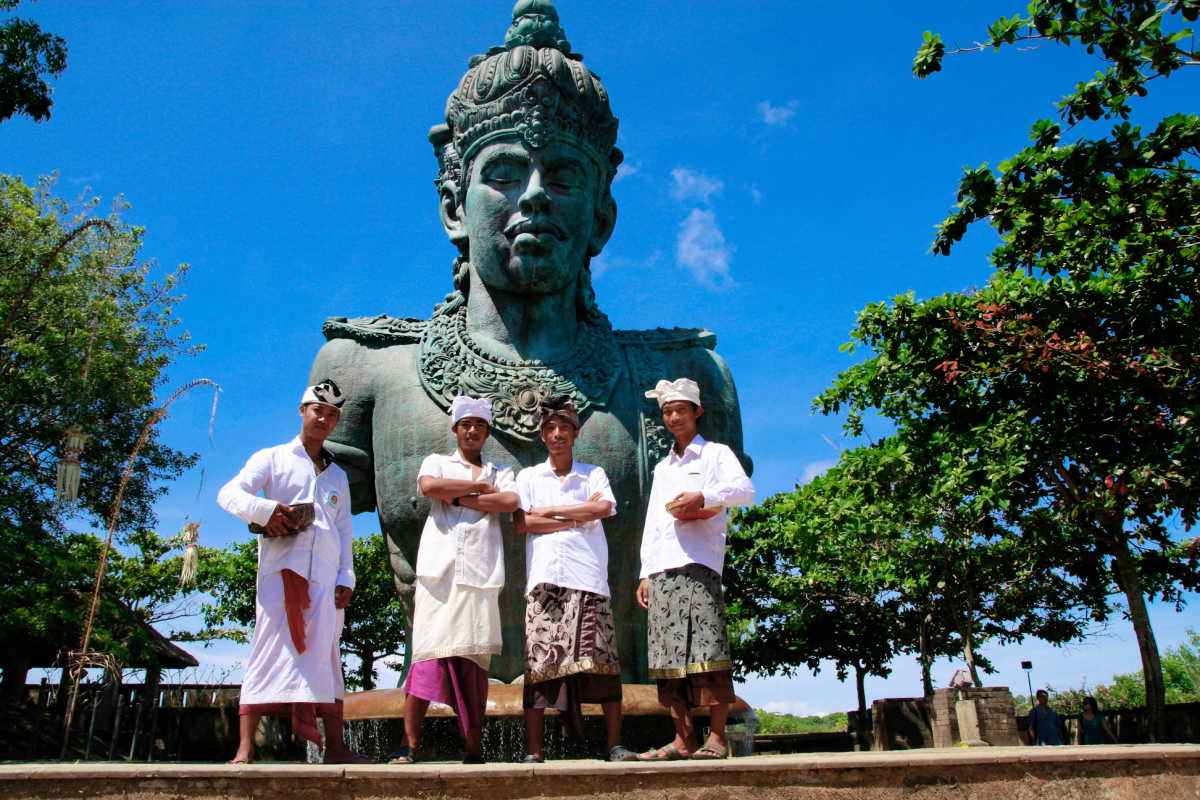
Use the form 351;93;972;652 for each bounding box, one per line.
217;436;355;590
638;435;754;579
516;459;617;597
415;451;515;589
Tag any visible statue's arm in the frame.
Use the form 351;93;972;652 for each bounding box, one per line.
310;337;377;513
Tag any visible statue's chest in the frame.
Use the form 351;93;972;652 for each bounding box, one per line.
368;376;644;524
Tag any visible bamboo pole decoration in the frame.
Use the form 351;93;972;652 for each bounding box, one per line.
59;378;220;760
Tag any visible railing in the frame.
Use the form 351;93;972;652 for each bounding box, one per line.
13;681;244;761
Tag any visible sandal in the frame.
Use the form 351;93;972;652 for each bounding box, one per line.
335;752;373;764
608;744;639;762
637;742;686;761
691;741;728;760
386;745;416;764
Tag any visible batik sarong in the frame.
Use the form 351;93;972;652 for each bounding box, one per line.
646;563;735;707
523;583;621;738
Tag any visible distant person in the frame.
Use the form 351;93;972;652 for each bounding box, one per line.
388;396;518;765
216;379;363;764
1029;689;1063;745
636;378;755;761
513;396;638;763
1078;696;1117;744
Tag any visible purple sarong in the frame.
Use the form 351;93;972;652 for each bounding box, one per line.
403;657;489;742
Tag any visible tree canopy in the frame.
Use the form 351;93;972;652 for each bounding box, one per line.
0;1;67;123
806;0;1197;740
0;174;198;690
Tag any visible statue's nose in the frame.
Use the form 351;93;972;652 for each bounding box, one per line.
518;171;551;214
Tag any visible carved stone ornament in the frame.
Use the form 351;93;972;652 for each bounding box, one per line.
417;303;622;442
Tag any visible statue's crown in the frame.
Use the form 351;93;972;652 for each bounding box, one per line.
429;0;621;195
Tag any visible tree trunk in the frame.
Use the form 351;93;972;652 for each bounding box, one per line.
1107;521;1166;742
854;663;867;716
961;610;983;687
358;653;375;691
919;614;934;698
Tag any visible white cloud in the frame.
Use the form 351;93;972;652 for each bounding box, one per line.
745;183;762;205
613;162;639;183
676;208;735;289
590;251;661;279
761;699;814;716
758;99;799;126
799;459;837;486
670;167;723;204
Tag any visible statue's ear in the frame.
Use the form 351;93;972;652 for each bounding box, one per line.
440;181;469;253
588;196;616;257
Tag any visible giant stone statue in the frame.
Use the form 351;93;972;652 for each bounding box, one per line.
310;0;750;682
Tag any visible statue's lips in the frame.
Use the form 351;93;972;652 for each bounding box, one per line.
505;219;565;249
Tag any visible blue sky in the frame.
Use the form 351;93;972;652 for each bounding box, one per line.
6;0;1197;716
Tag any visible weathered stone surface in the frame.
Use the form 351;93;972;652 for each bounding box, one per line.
4;745;1199;799
343;684;750;719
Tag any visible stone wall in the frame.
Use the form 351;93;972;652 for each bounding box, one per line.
869;698;932;750
929;687;1020;747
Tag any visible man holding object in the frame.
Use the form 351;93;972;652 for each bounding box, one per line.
216;378;360;764
637;378;755;761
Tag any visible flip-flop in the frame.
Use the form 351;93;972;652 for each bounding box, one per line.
608;745;639;762
336;753;373;764
226;758;252;765
637;743;686;761
691;741;728;760
387;745;416;764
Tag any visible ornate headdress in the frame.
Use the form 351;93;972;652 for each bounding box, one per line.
535;394;580;429
302;378;345;409
429;0;622;201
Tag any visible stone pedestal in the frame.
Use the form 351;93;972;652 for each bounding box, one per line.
931;687;1020;747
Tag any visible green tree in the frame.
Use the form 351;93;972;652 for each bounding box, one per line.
729;438;1101;709
727;446;904;716
194;533;406;691
0;175;198;694
1047;628;1200;710
818;0;1198;740
1;1;67;123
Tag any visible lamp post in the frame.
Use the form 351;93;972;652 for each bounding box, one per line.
1021;660;1034;701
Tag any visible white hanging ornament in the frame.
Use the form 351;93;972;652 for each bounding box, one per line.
55;426;88;503
179;522;200;588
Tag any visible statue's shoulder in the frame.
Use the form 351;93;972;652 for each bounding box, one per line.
322;314;428;346
613;326;717;351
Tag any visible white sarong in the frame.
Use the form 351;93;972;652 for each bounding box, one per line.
240;570;344;704
410;571;500;671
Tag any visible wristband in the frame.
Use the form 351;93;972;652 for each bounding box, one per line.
452;496;460;506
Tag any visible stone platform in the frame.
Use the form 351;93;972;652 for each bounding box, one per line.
343;683;752;718
4;744;1200;799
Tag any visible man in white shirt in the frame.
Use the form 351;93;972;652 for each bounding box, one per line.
635;378;755;761
514;396;638;763
216;378;359;764
389;396;518;765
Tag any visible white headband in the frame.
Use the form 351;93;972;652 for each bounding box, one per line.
301;378;344;408
450;395;493;426
644;378;701;408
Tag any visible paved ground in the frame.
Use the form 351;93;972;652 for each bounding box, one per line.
3;744;1199;799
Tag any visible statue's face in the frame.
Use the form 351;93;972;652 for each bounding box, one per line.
459;137;606;295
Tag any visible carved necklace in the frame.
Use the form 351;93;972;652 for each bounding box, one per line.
418;304;621;443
